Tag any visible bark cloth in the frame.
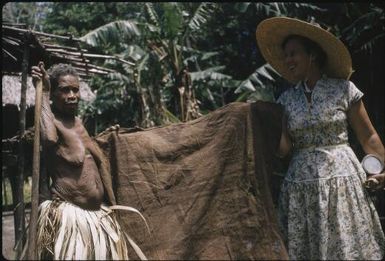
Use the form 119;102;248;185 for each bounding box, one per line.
95;101;288;260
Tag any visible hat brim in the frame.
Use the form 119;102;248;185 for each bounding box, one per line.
256;17;353;83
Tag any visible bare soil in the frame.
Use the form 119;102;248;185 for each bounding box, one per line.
2;211;30;260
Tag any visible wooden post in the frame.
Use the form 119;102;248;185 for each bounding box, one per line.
14;32;30;257
3;179;8;206
26;78;43;260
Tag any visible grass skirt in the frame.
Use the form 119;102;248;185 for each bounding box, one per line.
36;199;146;260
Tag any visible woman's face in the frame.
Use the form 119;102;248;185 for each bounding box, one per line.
283;38;312;81
51;74;80;116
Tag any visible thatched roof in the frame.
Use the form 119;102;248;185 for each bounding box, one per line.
2;75;96;107
2;24;134;78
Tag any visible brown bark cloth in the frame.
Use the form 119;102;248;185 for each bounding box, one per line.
95;101;288;260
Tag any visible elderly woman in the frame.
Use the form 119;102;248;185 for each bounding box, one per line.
256;17;385;260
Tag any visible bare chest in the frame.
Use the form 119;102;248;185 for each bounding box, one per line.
54;119;92;165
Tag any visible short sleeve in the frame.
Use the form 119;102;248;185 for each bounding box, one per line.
346;81;364;108
276;91;287;106
276;90;289;116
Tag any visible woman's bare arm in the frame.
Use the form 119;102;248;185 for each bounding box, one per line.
32;62;58;146
277;114;292;158
348;99;385;189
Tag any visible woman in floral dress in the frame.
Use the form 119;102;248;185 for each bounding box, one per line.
256;17;385;260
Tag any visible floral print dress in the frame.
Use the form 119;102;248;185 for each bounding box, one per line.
277;75;385;260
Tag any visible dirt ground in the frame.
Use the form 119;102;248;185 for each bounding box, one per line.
2;211;30;260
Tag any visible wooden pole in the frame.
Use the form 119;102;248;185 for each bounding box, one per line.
2;25;82;42
3;179;8;206
43;43;88;52
26;78;43;260
14;33;29;257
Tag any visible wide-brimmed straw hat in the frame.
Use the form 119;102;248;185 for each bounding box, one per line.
256;17;353;83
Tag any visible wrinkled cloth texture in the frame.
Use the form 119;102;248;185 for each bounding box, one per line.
277;76;385;260
95;101;288;260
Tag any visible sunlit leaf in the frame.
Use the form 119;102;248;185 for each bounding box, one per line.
235;63;280;93
80;20;140;47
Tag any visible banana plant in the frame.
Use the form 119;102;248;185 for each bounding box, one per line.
235;63;284;103
341;3;384;54
79;2;221;127
141;2;219;121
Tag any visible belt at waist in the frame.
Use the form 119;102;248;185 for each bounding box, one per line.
293;143;350;160
294;143;349;152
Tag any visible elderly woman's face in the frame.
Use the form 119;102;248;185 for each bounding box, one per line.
51;74;80;115
283;38;312;81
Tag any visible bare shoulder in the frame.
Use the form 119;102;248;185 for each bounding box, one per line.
74;117;92;138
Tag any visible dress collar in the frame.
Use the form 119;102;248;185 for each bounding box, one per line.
294;74;327;90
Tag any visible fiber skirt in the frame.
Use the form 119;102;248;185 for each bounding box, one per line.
36;199;146;260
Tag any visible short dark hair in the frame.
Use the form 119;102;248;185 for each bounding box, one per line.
282;34;327;69
48;64;79;91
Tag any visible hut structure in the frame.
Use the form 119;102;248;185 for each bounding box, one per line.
2;75;96;137
2;23;135;258
2;75;96;107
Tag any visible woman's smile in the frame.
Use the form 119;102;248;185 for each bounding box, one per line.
284;38;312;81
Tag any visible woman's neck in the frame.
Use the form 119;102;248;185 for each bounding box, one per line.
304;69;322;90
52;107;76;122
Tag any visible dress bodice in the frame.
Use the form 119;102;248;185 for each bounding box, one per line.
278;76;363;150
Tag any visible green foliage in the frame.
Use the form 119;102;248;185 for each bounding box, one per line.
161;3;183;39
235;63;283;102
80;20;140;48
2;2;50;30
7;2;382;131
3;2;384;226
341;3;384;53
43;2;142;37
196;2;328;102
76;2;231;127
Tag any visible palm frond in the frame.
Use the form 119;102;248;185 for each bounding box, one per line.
200;51;220;61
80;20;140;47
161;3;183;39
107;72;132;87
84;211;100;258
234;3;252;13
136;53;150;86
75;230;86;260
250;2;325;17
54;205;68;259
121;44;146;61
291;3;326;13
343;7;383;35
245;88;275;102
342;8;384;44
357;33;385;53
235;63;280;94
74;206;88;259
124;232;148;260
95;213;107;260
145;3;160;27
190;70;231;82
109;205;151;234
341;5;384;54
186;3;218;32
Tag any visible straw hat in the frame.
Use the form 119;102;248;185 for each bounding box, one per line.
256;17;353;83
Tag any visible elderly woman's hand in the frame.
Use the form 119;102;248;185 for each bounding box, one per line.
31;61;51;92
364;172;385;190
105;124;120;132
